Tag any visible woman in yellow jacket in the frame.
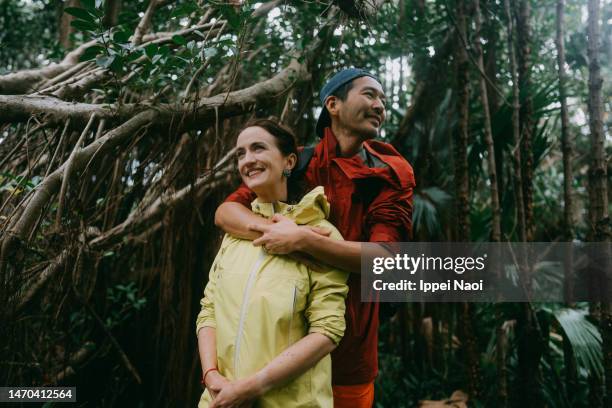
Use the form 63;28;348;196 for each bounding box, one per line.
196;119;349;408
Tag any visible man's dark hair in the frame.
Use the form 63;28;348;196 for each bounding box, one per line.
329;80;354;101
239;118;307;204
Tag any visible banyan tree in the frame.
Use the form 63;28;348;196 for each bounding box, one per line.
1;1;609;406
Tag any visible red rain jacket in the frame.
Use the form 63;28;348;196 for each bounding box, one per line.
224;127;415;385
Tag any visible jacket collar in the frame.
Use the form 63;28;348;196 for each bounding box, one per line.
250;186;330;224
320;127;376;166
318;127;402;184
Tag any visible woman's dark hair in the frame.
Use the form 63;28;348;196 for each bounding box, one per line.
240;118;307;204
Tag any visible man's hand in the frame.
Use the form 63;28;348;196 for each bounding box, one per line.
250;214;330;255
205;371;230;400
209;377;257;408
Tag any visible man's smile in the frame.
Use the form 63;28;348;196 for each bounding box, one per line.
366;115;381;127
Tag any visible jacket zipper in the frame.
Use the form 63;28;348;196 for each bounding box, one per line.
233;249;266;375
288;285;298;344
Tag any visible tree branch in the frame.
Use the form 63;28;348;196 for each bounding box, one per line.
0;95;139;128
90;149;235;249
0;41;97;95
45;342;96;385
55;113;97;229
0;21;224;97
14;249;70;314
0;59;308;129
132;0;160;47
1;56;307;249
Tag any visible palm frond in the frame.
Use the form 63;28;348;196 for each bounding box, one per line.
413;187;452;238
553;308;603;379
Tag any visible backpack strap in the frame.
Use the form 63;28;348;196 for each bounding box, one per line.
293;146;315;178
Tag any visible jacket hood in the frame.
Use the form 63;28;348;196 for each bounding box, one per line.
250;186;330;225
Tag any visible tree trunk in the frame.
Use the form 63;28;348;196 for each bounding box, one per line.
59;0;80;49
458;302;481;399
556;0;574;243
556;0;576;306
103;0;122;28
586;1;611;406
473;0;501;242
556;0;578;397
504;0;526;243
483;0;504;205
514;3;543;404
517;304;545;408
586;1;608;241
454;0;470;242
483;0;500;116
515;0;535;241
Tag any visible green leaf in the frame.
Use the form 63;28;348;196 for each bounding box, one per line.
71;19;98;32
113;30;131;43
95;55;115;68
64;7;96;23
170;1;198;18
172;35;187;45
219;5;241;30
79;45;105;61
204;48;218;59
158;45;170;56
413;193;440;237
109;55;124;72
144;44;158;59
126;51;141;62
554;308;603;379
422;186;452;206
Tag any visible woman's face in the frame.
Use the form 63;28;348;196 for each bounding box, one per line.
235;126;296;201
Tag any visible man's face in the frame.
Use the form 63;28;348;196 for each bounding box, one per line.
331;76;386;140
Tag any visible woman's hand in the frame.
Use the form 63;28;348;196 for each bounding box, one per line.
208;377;259;408
204;371;230;400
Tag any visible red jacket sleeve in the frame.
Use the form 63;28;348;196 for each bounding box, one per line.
224;183;256;207
365;183;414;242
362;140;415;242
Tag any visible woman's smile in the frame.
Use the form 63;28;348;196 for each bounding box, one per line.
244;166;266;179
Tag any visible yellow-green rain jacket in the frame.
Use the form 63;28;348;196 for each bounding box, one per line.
196;186;349;408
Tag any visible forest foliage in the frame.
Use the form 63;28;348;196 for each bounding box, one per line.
0;0;610;407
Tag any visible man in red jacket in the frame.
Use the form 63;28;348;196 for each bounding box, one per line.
215;68;415;407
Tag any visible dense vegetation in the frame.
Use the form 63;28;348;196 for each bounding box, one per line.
0;0;610;406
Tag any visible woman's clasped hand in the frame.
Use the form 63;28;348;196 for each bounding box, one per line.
206;372;257;408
